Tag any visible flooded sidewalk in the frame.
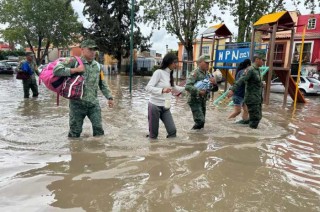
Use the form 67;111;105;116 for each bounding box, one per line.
0;75;319;211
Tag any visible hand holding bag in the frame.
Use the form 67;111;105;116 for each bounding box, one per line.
59;57;85;100
16;71;30;80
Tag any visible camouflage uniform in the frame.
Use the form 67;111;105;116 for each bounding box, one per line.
53;57;113;137
185;67;217;129
20;60;39;98
231;63;263;129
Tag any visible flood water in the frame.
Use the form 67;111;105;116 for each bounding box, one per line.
0;74;319;211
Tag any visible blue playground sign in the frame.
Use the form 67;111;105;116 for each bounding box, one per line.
215;48;250;63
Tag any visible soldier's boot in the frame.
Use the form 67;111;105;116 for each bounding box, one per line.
249;121;259;129
68;132;80;138
236;119;250;124
191;123;204;130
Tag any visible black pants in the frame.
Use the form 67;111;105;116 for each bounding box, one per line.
148;102;176;139
22;78;38;98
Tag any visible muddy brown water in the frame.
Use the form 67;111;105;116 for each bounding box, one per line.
0;75;319;211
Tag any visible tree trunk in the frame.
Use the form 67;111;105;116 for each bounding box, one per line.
116;51;122;73
245;26;251;42
237;0;246;42
185;44;194;77
36;36;43;65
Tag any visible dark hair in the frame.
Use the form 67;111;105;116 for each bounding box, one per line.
236;59;251;75
160;52;177;87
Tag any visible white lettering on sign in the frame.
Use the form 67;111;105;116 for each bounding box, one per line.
239;51;249;58
219;52;223;61
225;51;231;60
232;50;239;60
216;48;251;62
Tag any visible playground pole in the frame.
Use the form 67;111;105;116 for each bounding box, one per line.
293;25;306;111
283;28;296;107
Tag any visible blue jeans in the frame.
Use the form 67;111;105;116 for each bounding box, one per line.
232;95;244;106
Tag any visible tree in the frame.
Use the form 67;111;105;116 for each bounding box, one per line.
140;0;217;65
217;0;320;43
0;0;82;65
217;0;287;43
295;0;320;13
81;0;152;70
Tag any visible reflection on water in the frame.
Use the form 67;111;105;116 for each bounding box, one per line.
0;75;319;211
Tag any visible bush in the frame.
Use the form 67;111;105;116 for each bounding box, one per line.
0;50;25;60
151;65;160;73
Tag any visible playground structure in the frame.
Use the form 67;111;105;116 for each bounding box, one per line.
252;11;306;105
200;11;306;106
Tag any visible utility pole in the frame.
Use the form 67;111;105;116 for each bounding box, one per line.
129;0;134;93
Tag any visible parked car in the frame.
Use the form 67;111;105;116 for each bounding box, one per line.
6;61;19;73
0;61;14;74
270;75;320;95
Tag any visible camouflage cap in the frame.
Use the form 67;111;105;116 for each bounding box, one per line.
198;54;212;63
80;39;98;49
253;50;266;61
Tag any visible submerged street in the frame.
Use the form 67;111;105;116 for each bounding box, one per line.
0;74;319;211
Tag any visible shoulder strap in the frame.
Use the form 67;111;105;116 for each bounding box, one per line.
95;61;100;71
73;56;83;66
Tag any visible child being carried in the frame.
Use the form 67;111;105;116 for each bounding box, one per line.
194;73;215;92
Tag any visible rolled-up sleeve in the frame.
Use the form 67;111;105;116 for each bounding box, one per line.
53;59;75;77
185;71;199;96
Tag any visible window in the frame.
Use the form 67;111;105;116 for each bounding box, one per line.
292;42;313;63
292;77;306;83
307;18;316;29
274;43;285;61
202;46;209;55
60;50;70;57
182;47;188;60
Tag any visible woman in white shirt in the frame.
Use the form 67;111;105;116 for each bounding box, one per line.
145;53;185;139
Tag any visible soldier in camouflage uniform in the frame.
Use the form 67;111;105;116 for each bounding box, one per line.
228;54;265;129
54;39;114;137
20;52;40;98
185;55;218;130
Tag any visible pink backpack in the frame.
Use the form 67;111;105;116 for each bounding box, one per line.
39;56;84;105
60;75;85;100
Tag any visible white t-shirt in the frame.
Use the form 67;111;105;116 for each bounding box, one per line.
145;68;185;106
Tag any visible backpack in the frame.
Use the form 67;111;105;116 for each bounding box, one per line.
39;56;84;105
60;75;85;99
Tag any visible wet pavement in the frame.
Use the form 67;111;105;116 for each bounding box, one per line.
0;74;319;211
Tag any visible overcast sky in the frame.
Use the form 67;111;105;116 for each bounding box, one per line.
0;1;312;54
71;0;312;56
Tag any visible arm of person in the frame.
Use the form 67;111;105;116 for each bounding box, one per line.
145;70;164;95
53;58;84;77
21;62;33;75
99;72;114;107
209;77;219;92
231;68;252;92
172;85;185;93
185;71;200;96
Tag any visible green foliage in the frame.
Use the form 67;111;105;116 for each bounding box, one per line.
0;0;83;65
294;0;320;13
217;0;320;43
0;50;25;60
81;0;152;68
217;0;286;42
151;65;160;73
140;0;217;62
